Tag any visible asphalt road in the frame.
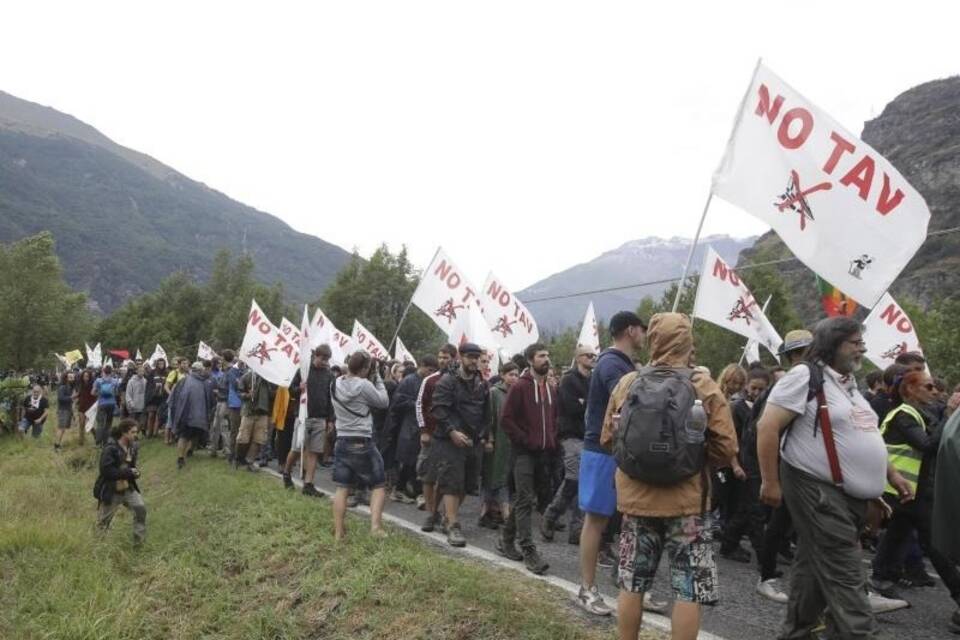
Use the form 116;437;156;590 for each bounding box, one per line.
257;457;957;639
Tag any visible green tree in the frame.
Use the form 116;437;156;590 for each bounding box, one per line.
0;232;93;370
320;245;443;359
900;297;960;386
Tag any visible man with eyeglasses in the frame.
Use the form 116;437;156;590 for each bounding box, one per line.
541;346;595;545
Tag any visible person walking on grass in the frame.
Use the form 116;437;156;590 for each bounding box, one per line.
331;350;390;542
94;418;146;547
54;372;75;451
125;365;147;431
171;362;214;470
20;384;49;440
93;365;120;446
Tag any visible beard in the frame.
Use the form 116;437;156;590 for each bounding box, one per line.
534;362;551;376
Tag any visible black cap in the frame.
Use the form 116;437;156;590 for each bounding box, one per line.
609;311;647;336
458;342;483;356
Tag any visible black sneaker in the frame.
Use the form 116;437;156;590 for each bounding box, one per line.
282;473;294;489
447;523;466;547
421;513;438;533
496;535;524;562
568;527;581;546
477;513;499;530
523;548;549;575
176;457;185;471
539;517;556;542
302;483;325;499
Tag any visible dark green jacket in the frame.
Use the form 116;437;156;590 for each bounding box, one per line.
933;409;960;561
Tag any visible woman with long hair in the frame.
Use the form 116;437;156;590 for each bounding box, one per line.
718;364;747;401
76;369;96;446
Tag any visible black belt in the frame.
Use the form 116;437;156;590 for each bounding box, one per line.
339;436;371;443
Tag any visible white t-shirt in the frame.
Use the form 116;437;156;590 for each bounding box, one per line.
769;364;888;500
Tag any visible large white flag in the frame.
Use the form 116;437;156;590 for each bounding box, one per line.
197;341;218;362
147;344;167;367
86;342;103;368
862;292;923;371
309;307;357;366
693;247;783;356
293;305;311;451
352;320;390;361
395;337;417;366
480;271;539;357
712;63;930;307
411;247;485;336
279;317;303;349
576;302;600;354
238;300;298;386
449;302;499;351
135;349;143;361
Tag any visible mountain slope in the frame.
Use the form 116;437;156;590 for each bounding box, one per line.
738;76;960;317
519;235;756;331
0;91;352;312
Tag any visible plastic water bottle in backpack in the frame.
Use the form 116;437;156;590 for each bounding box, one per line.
686;399;707;444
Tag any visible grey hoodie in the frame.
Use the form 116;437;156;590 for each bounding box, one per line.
332;375;389;438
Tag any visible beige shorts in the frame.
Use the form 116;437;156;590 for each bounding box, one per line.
237;414;269;445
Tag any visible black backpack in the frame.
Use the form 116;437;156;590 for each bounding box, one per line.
614;367;707;486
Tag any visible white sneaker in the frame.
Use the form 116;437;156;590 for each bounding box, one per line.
756;578;789;604
867;590;910;613
643;592;668;613
574;585;613;616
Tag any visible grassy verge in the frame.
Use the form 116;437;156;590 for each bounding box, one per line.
0;421;661;640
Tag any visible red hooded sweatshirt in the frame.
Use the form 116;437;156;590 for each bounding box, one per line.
501;369;558;452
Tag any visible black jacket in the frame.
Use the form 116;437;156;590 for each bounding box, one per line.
557;368;589;439
883;404;942;500
431;367;489;440
94;438;140;503
292;365;335;419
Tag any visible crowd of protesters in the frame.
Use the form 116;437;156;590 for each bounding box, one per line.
7;311;960;639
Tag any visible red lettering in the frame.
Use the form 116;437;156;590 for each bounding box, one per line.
711;258;740;286
461;286;476;305
879;304;901;326
446;272;461;289
823;131;855;174
876;173;905;216
249;307;263;326
777;108;813;150
433;259;452;282
754;84;784;124
281;344;294;358
897;318;912;334
486;280;503;301
840;156;875;201
272;334;289;348
498;291;510;307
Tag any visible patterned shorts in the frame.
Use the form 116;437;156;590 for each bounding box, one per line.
617;514;718;604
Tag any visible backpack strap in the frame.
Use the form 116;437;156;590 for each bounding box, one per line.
331;379;370;419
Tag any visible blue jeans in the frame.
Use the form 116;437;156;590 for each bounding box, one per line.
19;419;43;438
333;437;386;489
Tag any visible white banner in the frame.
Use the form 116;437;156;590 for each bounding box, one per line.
85;402;98;432
293;305;311;451
395;337;417;366
449;302;500;352
576;302;600;354
238;300;298;386
147;344;167;367
862;292;923;371
411;247;484;336
712;63;930;307
135;349;143;361
744;339;761;366
309;307;358;366
352;320;390;361
693;247;783;356
197;340;218;362
279;317;303;349
86;342;102;368
480;271;539;357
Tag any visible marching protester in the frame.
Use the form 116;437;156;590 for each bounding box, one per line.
757;317;914;639
144;358;166;439
164;357;189;445
417;344;458;532
282;344;336;498
603;312;737;640
54;372;74;450
541;347;594;544
76;368;96;445
20;384;49;440
497;343;557;575
577;311;646;616
93;417;146;547
331;350;390;541
429;342;489;547
389;355;439;504
480;361;519;529
934;403;960;634
235;368;274;471
93;364;121;446
171;362;214;470
125;365;147;430
871;369;960;627
222;351;244;462
208;357;231;458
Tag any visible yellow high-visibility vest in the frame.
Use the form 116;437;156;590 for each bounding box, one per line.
880;403;926;496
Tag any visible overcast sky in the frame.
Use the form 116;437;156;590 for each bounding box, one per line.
3;1;957;290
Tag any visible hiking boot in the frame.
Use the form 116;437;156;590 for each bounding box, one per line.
421;512;438;533
390;489;415;504
757;578;789;604
567;528;581;546
597;544;618;568
522;548;549;575
477;513;499;530
282;473;294;489
870;577;904;601
867;590;910;613
176;457;185;471
54;443;62;452
721;546;752;563
900;565;935;588
302;483;324;499
539;517;556;542
415;495;427;510
496;533;524;562
447;523;466;547
574;585;612;616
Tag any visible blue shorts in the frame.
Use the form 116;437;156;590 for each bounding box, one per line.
333;437;386;489
578;449;617;517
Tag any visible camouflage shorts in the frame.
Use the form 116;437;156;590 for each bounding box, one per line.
617;513;718;604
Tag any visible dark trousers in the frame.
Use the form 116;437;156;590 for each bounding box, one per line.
503;449;553;551
722;476;766;554
276;424;294;467
873;495;960;598
760;503;793;581
779;462;873;640
396;462;420;496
